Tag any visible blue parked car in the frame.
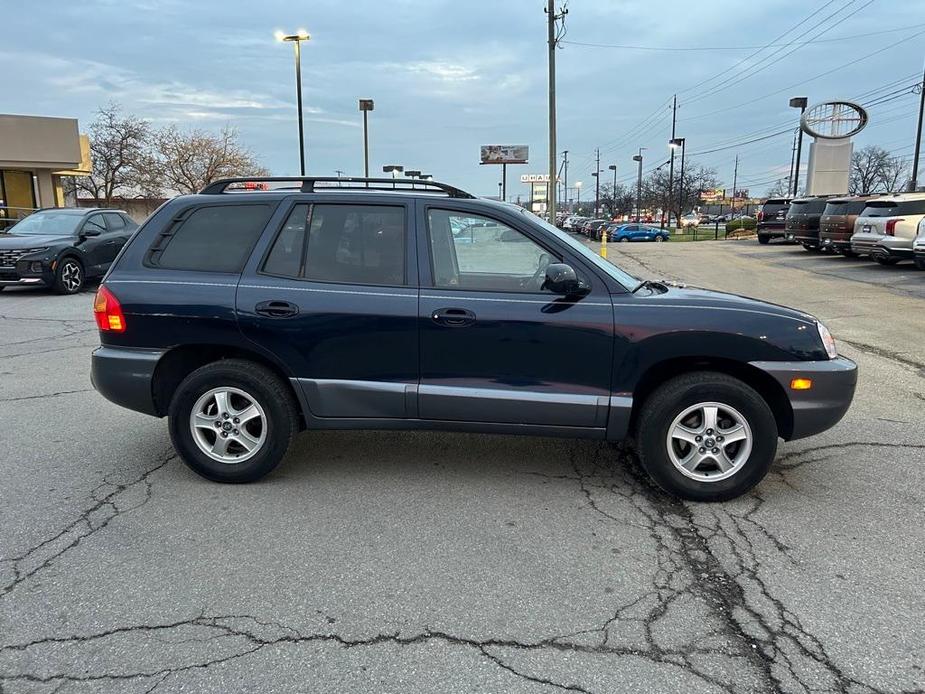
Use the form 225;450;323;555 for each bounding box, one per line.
606;223;670;243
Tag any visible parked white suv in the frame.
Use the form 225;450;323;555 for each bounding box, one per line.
913;217;925;270
849;193;925;265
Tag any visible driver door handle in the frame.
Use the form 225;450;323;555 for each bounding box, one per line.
432;307;476;327
255;300;300;318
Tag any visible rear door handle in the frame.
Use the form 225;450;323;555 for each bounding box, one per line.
255;300;299;318
432;307;476;327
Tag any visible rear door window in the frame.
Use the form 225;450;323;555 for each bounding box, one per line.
149;204;273;273
262;203;406;286
102;212;126;230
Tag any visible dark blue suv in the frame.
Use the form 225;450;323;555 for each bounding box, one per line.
91;177;857;501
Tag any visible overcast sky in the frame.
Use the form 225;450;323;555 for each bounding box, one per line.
2;0;923;198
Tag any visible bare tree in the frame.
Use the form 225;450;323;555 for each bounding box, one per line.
75;103;151;206
765;178;790;198
850;145;890;195
879;156;910;193
152;125;269;194
642;163;719;222
599;182;636;218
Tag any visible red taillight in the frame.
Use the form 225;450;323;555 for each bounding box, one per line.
757;210;764;221
884;218;903;236
93;285;126;333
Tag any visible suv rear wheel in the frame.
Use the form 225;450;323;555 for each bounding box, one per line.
635;372;777;501
168;359;299;483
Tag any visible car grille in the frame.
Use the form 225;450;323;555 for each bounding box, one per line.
0;270;19;281
0;247;45;267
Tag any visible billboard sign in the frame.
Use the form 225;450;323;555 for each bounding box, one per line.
480;145;529;165
699;188;724;201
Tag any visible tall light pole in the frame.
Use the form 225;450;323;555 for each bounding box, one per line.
276;29;311;176
670;137;686;227
789;97;808;196
358;99;374;177
633;149;645;222
910;61;925;191
608;164;617;218
575;181;582;213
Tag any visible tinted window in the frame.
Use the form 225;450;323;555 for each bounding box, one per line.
823;201;867;216
303;204;405;286
790;199;828;214
84;215;107;234
103;212;126;230
861;200;925;217
153;204;272;273
428;209;557;292
263;204;308;277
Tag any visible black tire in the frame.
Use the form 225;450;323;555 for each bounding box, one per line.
620;237;629;243
841;249;857;258
914;258;925;270
168;359;299;483
53;257;84;294
873;256;899;266
634;372;778;502
757;235;770;245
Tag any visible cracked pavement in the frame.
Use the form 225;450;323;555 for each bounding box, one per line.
1;240;924;693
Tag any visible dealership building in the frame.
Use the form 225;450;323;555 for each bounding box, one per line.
0;114;89;226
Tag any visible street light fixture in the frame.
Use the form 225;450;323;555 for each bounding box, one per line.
276;28;311;176
789;97;808;196
670;138;686;227
358;99;374;177
404;170;421;179
632;149;645;222
383;164;403;189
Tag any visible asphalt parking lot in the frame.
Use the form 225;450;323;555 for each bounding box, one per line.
1;240;923;694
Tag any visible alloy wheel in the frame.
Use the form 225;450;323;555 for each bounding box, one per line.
665;401;752;482
189;387;267;464
61;261;82;292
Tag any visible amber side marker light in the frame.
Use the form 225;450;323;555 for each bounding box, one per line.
790;378;813;391
93;285;127;333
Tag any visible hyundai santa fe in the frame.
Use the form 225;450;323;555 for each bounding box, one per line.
90;177;857;502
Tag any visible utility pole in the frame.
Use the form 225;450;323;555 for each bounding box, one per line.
731;154;739;218
594;147;601;217
789;97;808;196
334;169;345;178
562;150;569;211
546;0;566;221
501;163;507;201
787;129;798;196
665;94;677;228
910;61;925;191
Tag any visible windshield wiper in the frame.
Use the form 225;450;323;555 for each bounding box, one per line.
632;279;669;294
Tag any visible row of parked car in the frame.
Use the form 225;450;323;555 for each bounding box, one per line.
756;192;925;269
560;216;671;242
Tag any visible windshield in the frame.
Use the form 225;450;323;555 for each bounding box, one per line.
823;201;866;216
516;207;639;290
7;211;83;236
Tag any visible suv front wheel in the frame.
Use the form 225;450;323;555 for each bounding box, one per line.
168;359;299;483
635;372;777;501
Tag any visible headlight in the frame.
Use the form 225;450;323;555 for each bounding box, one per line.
817;321;837;359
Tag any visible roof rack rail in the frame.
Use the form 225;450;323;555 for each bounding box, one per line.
199;176;476;199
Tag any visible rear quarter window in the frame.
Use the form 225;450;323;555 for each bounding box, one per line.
147;204;273;273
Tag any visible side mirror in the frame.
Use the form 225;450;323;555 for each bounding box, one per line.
543;263;588;296
81;227;101;237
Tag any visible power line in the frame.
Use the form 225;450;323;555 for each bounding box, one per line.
685;0;875;106
679;26;925;123
559;22;925;51
676;0;842;97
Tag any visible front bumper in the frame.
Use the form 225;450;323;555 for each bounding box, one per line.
91;345;166;416
0;267;52;287
749;357;857;441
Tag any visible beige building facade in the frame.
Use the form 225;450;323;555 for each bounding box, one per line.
0;114;88;227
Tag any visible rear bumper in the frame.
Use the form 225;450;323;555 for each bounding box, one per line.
851;236;913;259
819;232;851;252
749;357;858;441
91;345;165;416
757;224;785;238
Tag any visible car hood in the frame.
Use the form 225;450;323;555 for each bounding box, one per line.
653;283;816;324
0;233;70;248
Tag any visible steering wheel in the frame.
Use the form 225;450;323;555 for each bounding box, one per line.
524;253;553;291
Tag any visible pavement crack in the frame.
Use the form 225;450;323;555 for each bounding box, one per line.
0;448;175;600
838;338;925;377
0;388;94;403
